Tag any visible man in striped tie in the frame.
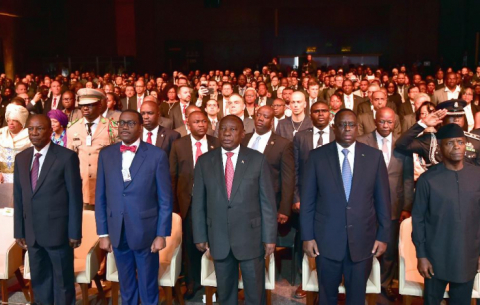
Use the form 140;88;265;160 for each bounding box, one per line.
300;109;391;305
192;115;277;305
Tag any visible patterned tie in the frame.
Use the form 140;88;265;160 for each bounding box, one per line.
195;142;203;164
317;131;324;147
251;136;262;151
53;97;57;109
342;149;352;201
146;132;153;144
382;138;390;166
31;153;42;191
225;152;234;200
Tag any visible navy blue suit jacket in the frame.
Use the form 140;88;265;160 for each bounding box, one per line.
95;141;173;251
300;141;391;262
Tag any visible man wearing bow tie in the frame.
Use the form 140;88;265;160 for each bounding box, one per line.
95;110;173;305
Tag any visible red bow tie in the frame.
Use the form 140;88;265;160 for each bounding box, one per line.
120;145;137;153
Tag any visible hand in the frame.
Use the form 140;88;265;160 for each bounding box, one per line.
32;92;42;103
0;173;4;184
100;236;113;253
418;257;434;279
303;240;319;258
399;210;411;223
421;109;447;127
277;213;289;224
16;238;27;250
151;236;166;253
292;202;300;213
196;242;209;253
371;240;387;257
69;239;81;249
264;243;275;259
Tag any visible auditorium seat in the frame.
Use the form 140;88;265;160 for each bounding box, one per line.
399;217;480;305
106;212;184;305
302;253;381;305
201;253;275;305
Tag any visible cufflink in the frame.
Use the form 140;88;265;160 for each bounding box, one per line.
241;160;245;164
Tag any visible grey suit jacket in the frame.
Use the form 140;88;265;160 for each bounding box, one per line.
159;116;173;130
192;145;277;260
401;113;417;133
121;96;137;111
357;131;414;219
432;88;449;105
357;112;402;138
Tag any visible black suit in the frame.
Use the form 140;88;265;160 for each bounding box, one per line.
121;95;137;111
13;143;83;305
35;96;64;114
300;141;391;304
242;133;295;216
170;135;220;290
398;100;415;120
192;146;277;304
341;94;365;114
158;116;173;130
141;126;180;156
357;131;414;289
254;96;274;106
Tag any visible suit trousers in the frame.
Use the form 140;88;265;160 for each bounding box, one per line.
316;245;373;305
213;250;265;305
113;223;159;305
28;241;75;305
380;219;400;288
424;276;475;305
183;208;202;287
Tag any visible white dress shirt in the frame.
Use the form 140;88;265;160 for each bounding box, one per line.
274;115;285;131
84;116;101;135
191;134;208;167
258;96;268;107
248;130;272;153
51;95;61;110
464;104;475;132
30;142;51;176
445;86;460;100
309;98;318;109
313;125;330;147
136;94;145;111
221;145;240;172
375;131;392;166
223;97;230;115
344;94;354;110
121;137;141;171
143;126;159;144
409;100;415;112
336;142;355;174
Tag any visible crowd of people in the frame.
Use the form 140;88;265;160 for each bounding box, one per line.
2;60;480;305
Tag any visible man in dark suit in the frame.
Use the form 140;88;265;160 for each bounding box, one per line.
254;83;274;106
176;105;214;137
398;86;419;120
142;95;174;129
396;73;409;103
342;79;365;114
95;110;173;305
357;85;397;115
192;115;277;305
357;91;402;138
140;100;180;156
213;94;255;137
121;85;137;111
276;91;313;141
242;106;294;224
169;85;193;129
301;109;391;304
357;107;414;301
29;85;50;114
170;110;220;299
14;114;83;305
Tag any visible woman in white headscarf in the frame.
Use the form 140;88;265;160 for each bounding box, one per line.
0;103;31;207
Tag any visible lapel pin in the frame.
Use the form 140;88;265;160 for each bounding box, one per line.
362;154;365;157
161;134;164;137
210;145;214;149
242;160;245;164
270;141;274;145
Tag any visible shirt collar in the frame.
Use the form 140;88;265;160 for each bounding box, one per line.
222;145;241;156
254;130;272;140
336;141;356;154
145;125;159;135
190;134;207;145
445;86;460;93
238;114;245;121
84;116;101;126
375;130;393;144
313;125;330;134
122;137;141;149
34;142;51;155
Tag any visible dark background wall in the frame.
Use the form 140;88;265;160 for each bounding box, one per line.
0;0;479;77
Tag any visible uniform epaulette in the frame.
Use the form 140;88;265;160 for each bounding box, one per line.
68;118;80;128
464;132;480;141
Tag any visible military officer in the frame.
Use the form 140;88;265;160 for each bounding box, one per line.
67;88;118;209
396;100;480;167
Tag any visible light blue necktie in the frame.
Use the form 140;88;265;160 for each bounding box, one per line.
251;136;262;151
342;149;352;201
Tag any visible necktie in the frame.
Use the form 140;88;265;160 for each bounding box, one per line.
251;136;262;151
182;104;187;115
212;120;216;130
317;131;324;147
382;138;390;166
53;97;57;109
225;152;234;200
120;145;137;153
138;97;143;109
195;142;203;164
146;132;153;144
342;149;352;201
86;123;94;135
31;153;42;191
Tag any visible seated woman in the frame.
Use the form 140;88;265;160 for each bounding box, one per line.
47;109;69;147
0;104;31;208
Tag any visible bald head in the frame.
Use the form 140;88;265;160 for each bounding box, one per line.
185;105;201;117
144;95;158;104
375;107;396;137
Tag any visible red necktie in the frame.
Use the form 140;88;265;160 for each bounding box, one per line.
120;145;137;153
225;152;234;200
31;153;42;191
53;97;57;108
146;132;153;144
195;142;202;164
182;104;187;115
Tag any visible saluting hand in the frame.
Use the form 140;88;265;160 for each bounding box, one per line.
69;239;81;249
303;240;319;258
151;236;166;253
422;109;447;127
372;240;387;257
418;258;434;279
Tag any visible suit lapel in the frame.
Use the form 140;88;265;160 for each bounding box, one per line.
229;146;249;202
110;143;124;186
263;133;275;156
184;136;194;170
212;149;228;200
327;142;347;202
349;143;367;202
155;127;166;148
306;129;314;151
21;147;34;196
124;141;147;189
33;144;56;195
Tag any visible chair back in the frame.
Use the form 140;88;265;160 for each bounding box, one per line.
399;218;423;283
160;213;182;264
74;210;98;259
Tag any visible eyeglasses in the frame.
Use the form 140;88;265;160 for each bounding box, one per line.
272;104;285;108
118;120;138;128
378;120;394;125
336;122;357;129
